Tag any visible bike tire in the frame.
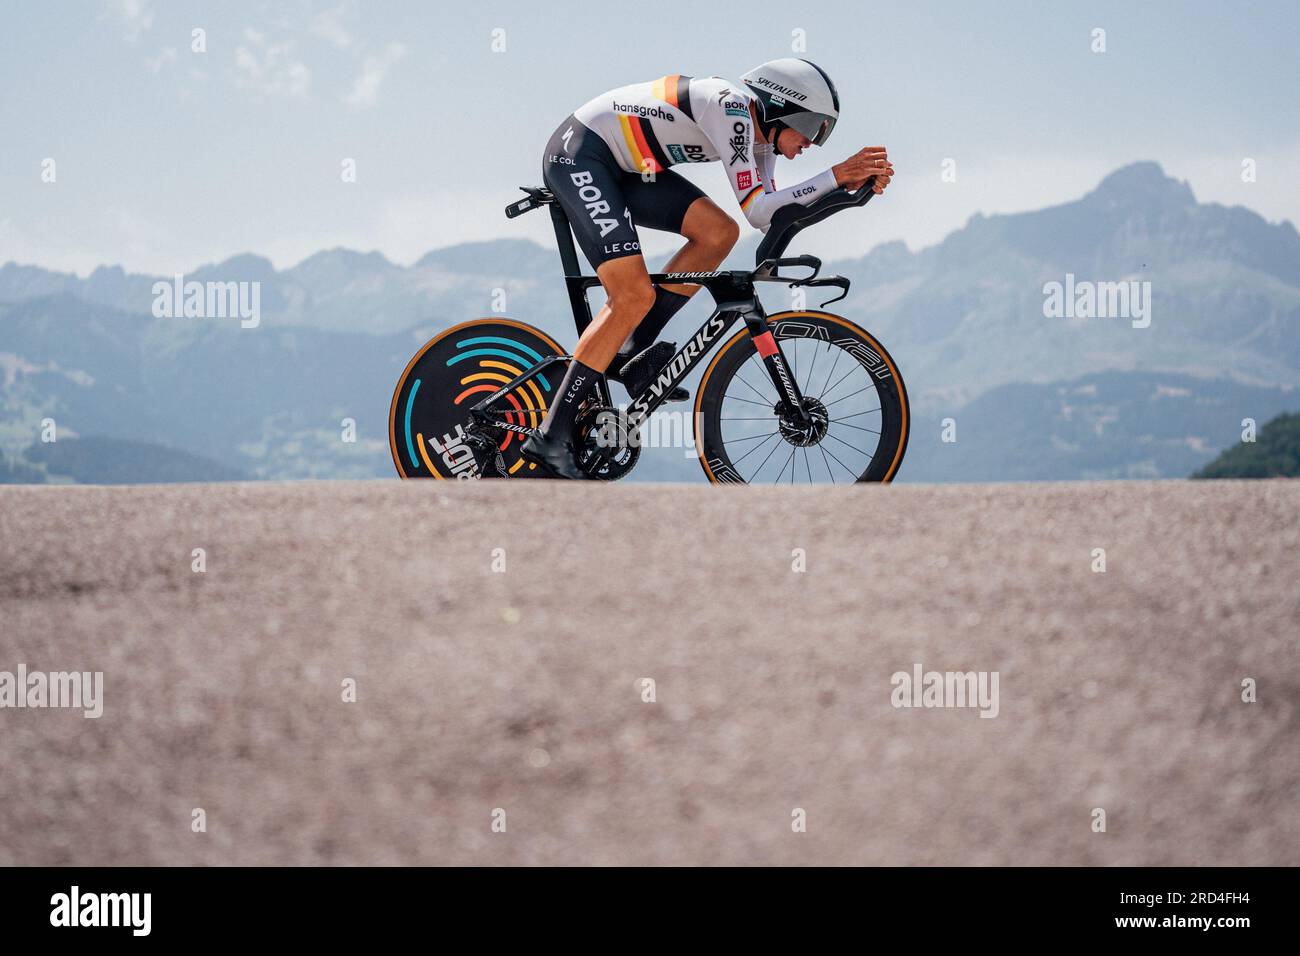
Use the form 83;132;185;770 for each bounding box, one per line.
389;318;566;479
693;311;909;484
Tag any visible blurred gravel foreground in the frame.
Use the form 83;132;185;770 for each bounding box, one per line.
1;479;1296;865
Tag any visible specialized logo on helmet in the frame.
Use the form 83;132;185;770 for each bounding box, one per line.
751;76;808;101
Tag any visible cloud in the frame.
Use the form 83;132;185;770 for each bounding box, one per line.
233;28;311;98
312;4;356;50
145;47;177;74
345;42;406;109
101;0;154;42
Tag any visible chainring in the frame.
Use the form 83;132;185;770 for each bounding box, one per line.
575;405;640;481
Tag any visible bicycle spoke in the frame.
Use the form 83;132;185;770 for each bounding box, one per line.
735;367;775;405
803;447;813;484
831;420;882;435
820;441;860;479
820;364;862;405
824;384;875;408
746;355;779;399
724;429;781;444
775;445;796;484
827;430;871;457
831;408;881;421
802;338;821;396
731;431;781;467
751;431;786;479
723;394;777;409
817;341;844;400
818;444;837;484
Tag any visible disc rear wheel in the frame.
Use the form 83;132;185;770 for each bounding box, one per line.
389;318;565;479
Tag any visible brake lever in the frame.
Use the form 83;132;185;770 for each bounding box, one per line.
790;275;850;307
818;279;850;307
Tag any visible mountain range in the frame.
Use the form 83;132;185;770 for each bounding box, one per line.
2;161;1296;484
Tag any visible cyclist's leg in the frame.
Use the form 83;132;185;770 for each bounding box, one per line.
574;256;657;371
618;174;740;360
660;195;741;285
522;256;654;476
540;116;656;373
527;119;656;475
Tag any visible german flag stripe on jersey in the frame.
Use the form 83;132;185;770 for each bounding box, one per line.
637;117;673;171
616;115;656;174
651;74;694;120
617;114;672;174
740;185;764;211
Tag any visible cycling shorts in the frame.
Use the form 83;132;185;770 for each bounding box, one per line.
542;115;706;270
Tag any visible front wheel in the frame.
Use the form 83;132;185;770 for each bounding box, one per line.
693;311;909;484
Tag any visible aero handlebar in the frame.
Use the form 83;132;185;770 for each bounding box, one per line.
754;175;878;271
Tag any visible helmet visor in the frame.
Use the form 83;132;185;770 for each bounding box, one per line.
782;111;835;146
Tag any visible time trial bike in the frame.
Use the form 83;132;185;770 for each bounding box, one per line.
388;177;909;483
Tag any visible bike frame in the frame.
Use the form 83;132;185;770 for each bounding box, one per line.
471;200;816;436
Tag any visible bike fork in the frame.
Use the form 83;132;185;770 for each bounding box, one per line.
747;316;811;424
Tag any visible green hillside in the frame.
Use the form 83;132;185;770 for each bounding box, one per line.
1193;412;1300;478
12;436;247;484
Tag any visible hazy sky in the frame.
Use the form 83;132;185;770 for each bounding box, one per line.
3;0;1298;275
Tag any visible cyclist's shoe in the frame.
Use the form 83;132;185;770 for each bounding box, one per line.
609;341;688;403
520;430;592;480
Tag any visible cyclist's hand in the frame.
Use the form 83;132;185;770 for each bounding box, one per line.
833;147;893;193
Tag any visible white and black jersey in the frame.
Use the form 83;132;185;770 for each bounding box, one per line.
572;73;837;231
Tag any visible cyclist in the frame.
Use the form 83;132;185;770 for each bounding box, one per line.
521;58;894;479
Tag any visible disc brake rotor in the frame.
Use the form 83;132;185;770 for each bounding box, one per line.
777;396;830;447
